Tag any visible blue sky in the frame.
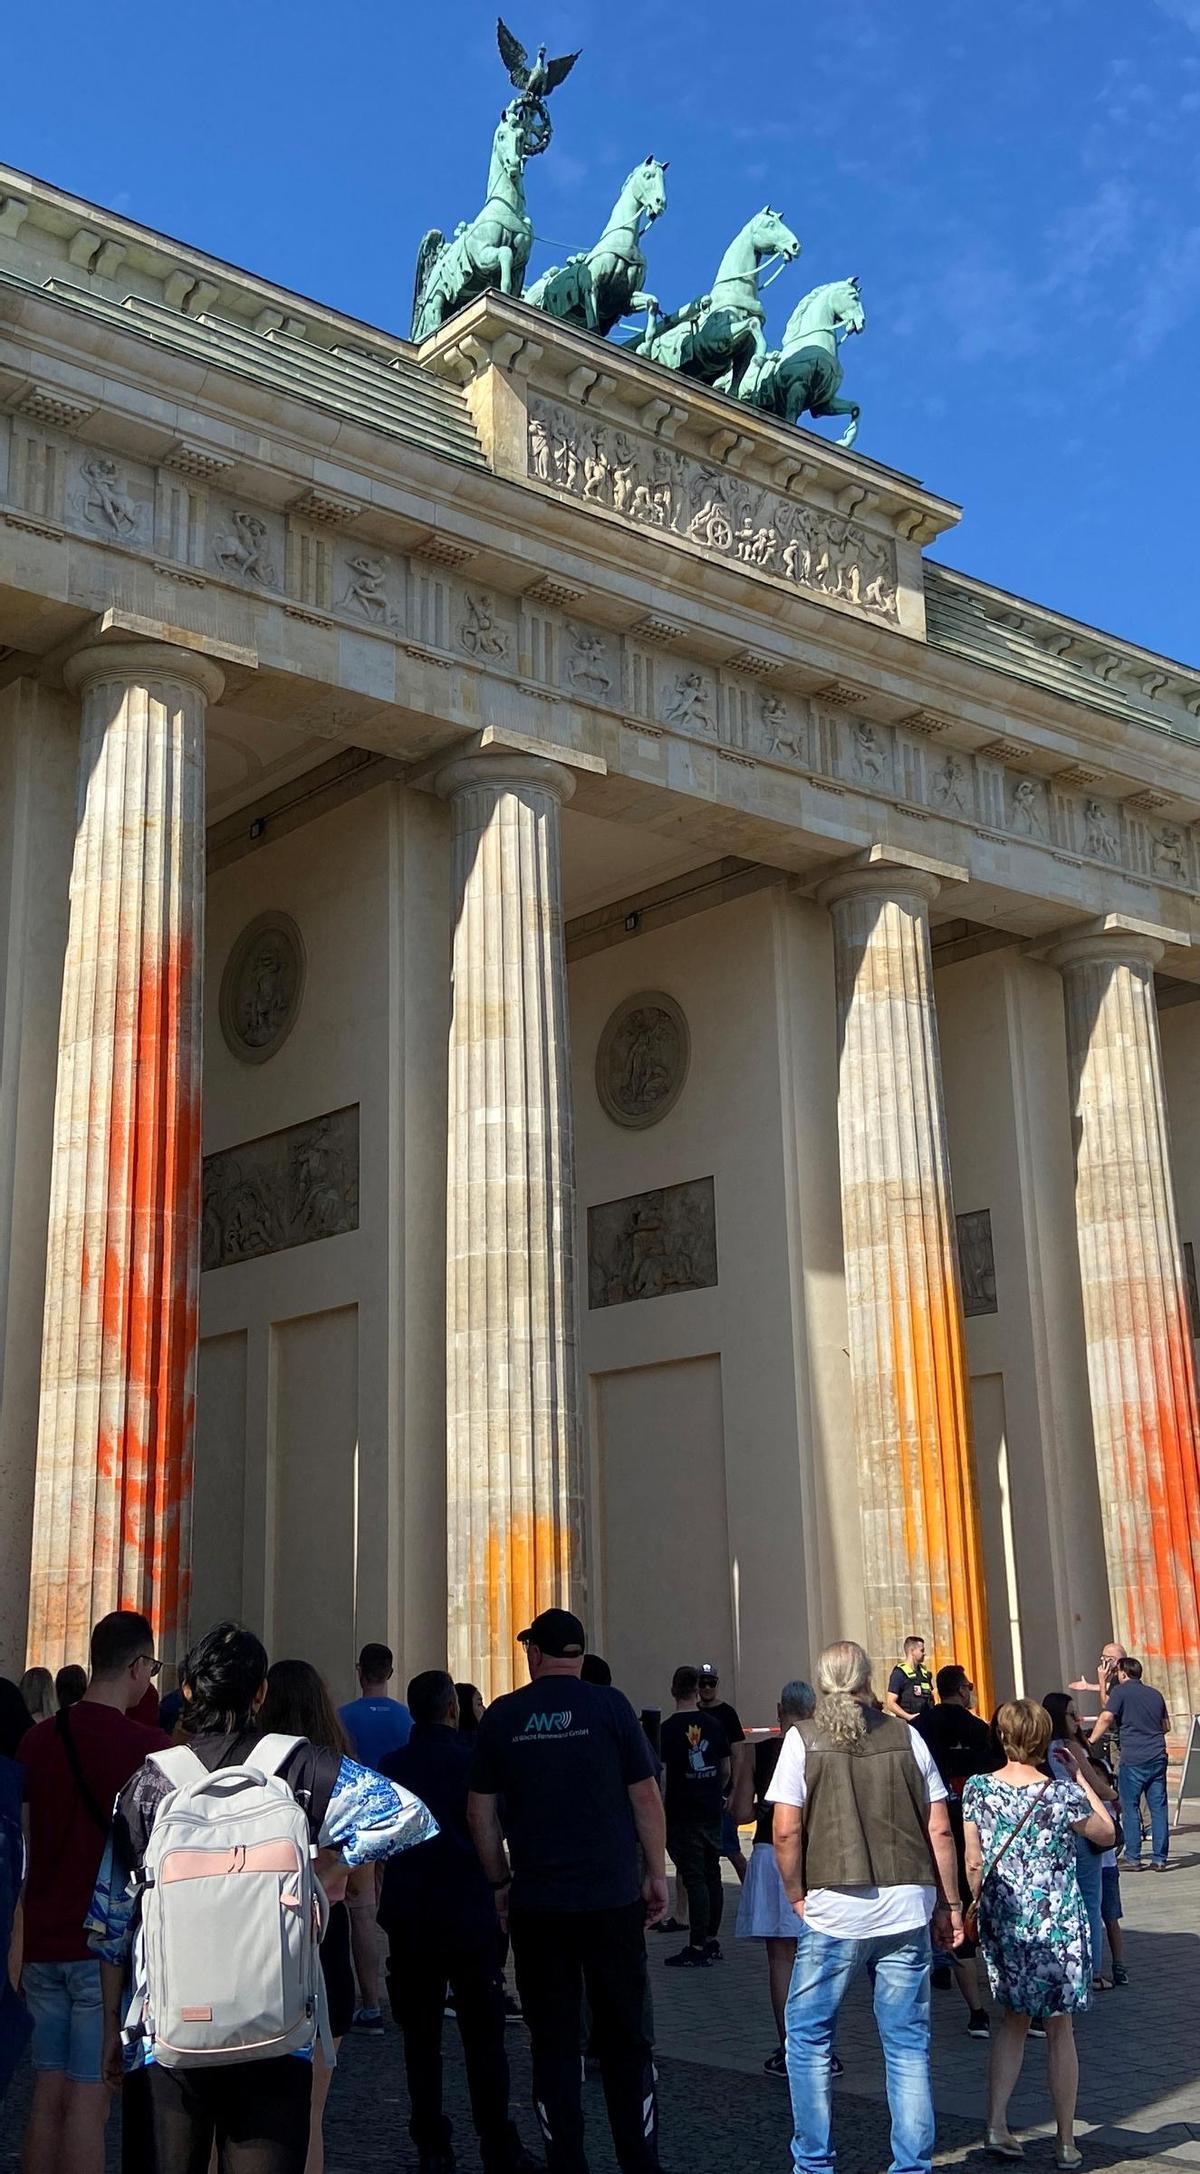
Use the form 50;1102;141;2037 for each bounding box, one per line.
6;1;1199;661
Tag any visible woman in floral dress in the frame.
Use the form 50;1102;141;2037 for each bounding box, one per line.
963;1698;1114;2169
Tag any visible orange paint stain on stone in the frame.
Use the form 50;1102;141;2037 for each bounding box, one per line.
475;1508;579;1695
886;1256;993;1717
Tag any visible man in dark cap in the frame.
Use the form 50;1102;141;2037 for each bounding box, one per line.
467;1609;668;2174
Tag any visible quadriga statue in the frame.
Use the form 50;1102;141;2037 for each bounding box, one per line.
627;206;800;396
738;276;866;446
411;101;549;340
525;156;669;338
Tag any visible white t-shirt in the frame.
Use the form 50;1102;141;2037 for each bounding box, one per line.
766;1720;948;1938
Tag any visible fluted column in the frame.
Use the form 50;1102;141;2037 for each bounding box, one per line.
27;642;222;1668
1053;928;1200;1722
820;862;993;1709
437;751;585;1697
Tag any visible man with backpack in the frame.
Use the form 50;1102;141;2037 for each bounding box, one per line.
87;1620;437;2174
18;1610;170;2174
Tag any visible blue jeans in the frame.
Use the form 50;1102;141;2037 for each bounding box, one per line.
1118;1757;1169;1866
785;1921;934;2174
1074;1839;1102;1976
21;1959;104;2082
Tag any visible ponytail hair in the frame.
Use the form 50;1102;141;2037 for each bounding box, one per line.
813;1639;872;1751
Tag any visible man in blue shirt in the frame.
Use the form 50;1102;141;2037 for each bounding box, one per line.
1090;1656;1171;1870
339;1642;413;2031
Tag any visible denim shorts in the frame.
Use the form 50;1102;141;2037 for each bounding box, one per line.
22;1959;105;2082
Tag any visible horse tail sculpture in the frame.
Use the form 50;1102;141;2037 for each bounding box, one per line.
411;229;446;340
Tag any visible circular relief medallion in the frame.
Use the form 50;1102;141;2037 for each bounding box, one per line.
219;912;306;1064
596;992;690;1130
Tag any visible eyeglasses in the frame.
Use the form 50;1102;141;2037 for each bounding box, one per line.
135;1656;162;1676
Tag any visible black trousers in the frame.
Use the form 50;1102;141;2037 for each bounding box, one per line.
147;2056;312;2174
667;1819;723;1944
510;1900;658;2174
386;1932;519;2168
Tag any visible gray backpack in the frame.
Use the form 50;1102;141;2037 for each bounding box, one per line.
127;1735;331;2068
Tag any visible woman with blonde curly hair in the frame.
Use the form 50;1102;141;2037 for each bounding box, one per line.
963;1698;1114;2167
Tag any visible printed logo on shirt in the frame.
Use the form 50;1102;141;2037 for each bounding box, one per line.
522;1708;573;1735
685;1725;717;1779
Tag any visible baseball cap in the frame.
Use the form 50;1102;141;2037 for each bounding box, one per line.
517;1608;586;1657
697;1661;720;1681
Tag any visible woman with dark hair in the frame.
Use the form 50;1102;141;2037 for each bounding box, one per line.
0;1679;32;2100
729;1680;844;2081
1042;1693;1118;1993
54;1665;87;1710
455;1683;484;1738
86;1622;437;2174
259;1660;356;2174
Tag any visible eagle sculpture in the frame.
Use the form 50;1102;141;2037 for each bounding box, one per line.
496;18;581;102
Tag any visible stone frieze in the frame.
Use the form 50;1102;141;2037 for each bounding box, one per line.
587;1176;717;1309
526;399;899;624
201;1105;359;1272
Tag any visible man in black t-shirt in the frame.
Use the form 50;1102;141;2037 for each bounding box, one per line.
697;1664;748;1880
468;1609;667;2174
914;1665;997;2036
885;1635;935;1723
661;1666;731;1970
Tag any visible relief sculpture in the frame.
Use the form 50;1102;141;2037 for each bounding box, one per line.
596;992;690;1129
341;552;398;625
527;398;899;623
588;1175;717;1309
957;1208;998;1318
77;454;140;536
202;1105;360;1272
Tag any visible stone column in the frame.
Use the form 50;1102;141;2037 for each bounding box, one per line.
437;751;585;1697
1053;927;1200;1722
27;642;223;1668
819;861;993;1709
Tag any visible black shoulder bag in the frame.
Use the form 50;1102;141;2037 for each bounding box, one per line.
55;1708;111;1835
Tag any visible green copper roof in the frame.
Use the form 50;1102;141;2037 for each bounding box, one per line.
925;561;1200;745
0;266;485;470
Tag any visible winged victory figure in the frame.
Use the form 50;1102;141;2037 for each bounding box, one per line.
497;17;581;105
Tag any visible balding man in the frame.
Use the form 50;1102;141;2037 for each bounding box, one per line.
1069;1641;1126;1708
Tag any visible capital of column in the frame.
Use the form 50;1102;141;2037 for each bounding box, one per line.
817;863;943;914
62;640;226;706
1048;928;1164;977
434;750;576;807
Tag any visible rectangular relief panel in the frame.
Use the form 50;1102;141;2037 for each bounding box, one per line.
191;1332;248;1636
587;1175;717;1310
273;1306;358;1687
202;1106;359;1271
594;1354;731;1713
970;1372;1022;1703
957;1207;998;1317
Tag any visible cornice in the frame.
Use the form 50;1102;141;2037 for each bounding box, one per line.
419;291;961;551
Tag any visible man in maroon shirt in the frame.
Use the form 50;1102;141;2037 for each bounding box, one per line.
18;1610;169;2174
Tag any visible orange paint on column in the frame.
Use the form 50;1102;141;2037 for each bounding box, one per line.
823;862;994;1707
26;646;221;1671
1056;930;1200;1724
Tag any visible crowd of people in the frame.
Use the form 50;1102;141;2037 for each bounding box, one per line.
0;1612;1175;2174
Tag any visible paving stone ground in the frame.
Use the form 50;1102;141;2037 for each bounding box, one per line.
4;1815;1197;2172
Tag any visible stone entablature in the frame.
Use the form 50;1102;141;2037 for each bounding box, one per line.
2;172;1200;968
0;384;1195;930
